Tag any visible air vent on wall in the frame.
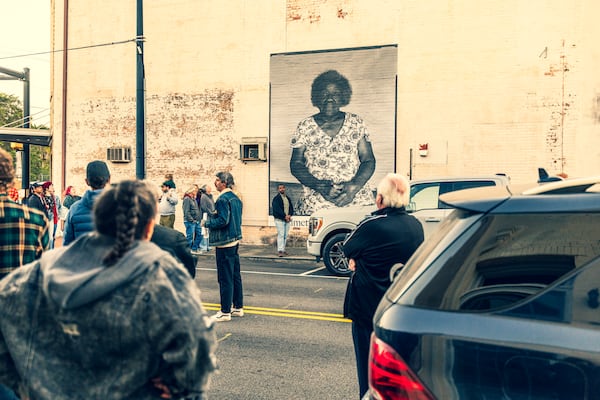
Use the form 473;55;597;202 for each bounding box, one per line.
239;137;267;162
106;146;132;163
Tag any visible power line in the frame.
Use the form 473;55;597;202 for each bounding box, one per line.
0;37;142;60
1;108;51;128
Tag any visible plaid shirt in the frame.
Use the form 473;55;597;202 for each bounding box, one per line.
0;194;49;278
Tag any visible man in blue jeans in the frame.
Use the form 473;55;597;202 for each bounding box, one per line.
271;184;294;257
202;172;243;322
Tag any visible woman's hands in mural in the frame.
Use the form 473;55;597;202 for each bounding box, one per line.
315;180;363;207
314;180;341;203
331;181;362;207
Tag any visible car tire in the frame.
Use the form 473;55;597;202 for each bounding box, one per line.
323;232;351;276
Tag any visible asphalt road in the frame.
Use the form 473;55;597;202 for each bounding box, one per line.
194;256;359;399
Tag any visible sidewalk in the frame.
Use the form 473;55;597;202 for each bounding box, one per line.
196;243;314;263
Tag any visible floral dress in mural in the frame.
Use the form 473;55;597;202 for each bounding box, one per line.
291;112;375;215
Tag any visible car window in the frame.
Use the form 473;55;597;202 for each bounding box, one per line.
438;180;497;209
448;180;496;192
506;254;600;325
401;212;600;312
409;180;498;211
409;183;440;211
387;210;482;302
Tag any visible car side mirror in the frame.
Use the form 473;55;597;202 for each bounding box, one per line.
389;263;404;281
406;202;416;213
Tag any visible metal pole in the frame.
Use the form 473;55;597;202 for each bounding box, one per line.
409;148;413;180
135;0;146;179
22;68;31;189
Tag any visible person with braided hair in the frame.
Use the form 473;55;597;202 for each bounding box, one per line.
0;180;216;400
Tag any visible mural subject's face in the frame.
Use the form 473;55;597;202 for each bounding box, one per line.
317;83;342;116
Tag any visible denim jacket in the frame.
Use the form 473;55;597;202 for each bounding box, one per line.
204;189;242;247
0;234;217;399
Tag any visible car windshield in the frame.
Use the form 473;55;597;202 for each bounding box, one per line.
386;209;481;302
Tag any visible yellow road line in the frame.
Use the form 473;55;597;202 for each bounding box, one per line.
203;303;351;323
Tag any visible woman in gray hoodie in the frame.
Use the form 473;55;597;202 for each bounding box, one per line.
0;180;216;400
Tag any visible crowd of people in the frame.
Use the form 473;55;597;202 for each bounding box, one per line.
0;150;246;399
0;64;419;398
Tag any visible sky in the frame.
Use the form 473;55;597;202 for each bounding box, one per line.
0;0;50;127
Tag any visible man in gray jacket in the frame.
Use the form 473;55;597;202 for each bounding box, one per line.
158;180;178;228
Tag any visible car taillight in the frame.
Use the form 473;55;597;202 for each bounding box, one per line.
368;335;436;400
308;217;322;235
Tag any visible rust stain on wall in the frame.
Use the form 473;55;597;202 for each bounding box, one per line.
286;0;323;23
67;89;237;188
145;89;237;184
538;40;577;173
286;1;352;23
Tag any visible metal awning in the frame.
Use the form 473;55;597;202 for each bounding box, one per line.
0;127;52;146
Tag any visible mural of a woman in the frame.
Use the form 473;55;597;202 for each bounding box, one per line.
290;70;376;215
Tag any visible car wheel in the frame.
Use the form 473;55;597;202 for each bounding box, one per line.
323;233;351;276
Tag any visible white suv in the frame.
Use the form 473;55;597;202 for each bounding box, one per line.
307;175;511;276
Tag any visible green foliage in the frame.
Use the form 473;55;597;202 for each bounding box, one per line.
0;92;50;182
0;93;23;127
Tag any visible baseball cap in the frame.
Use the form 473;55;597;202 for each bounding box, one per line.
162;180;176;189
86;160;111;189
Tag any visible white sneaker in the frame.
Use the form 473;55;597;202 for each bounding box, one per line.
212;311;231;322
231;308;244;317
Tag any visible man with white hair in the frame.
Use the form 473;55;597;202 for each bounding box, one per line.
342;173;424;398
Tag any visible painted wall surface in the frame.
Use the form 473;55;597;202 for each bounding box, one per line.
50;0;600;237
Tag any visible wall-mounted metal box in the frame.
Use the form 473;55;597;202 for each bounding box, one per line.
240;137;267;162
107;146;132;163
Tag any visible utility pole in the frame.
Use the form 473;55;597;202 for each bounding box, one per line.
135;0;146;179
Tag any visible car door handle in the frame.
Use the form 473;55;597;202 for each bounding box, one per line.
424;217;441;222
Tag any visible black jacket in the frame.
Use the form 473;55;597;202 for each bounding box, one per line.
342;207;424;328
272;193;294;221
151;224;197;278
27;194;49;218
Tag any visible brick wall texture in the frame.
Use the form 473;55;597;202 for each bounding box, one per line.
50;0;600;240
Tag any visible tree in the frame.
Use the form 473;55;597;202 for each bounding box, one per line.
0;92;50;182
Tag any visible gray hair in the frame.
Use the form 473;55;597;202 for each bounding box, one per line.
215;171;235;188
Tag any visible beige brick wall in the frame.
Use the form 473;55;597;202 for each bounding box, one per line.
51;0;600;240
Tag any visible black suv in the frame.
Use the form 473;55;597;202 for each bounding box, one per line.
366;178;600;400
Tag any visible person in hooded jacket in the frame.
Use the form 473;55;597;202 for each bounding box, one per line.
198;184;215;252
0;179;216;400
342;173;424;399
62;160;110;245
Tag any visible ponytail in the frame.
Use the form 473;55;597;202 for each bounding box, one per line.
94;180;157;266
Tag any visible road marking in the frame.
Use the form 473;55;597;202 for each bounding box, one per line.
197;267;347;280
217;333;232;342
300;265;327;275
203;303;351;323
